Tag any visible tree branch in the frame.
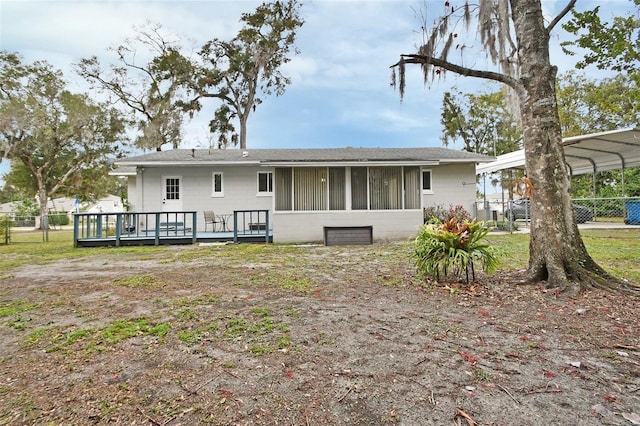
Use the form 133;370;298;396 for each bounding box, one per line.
546;0;577;33
195;92;236;107
82;70;148;117
394;54;522;92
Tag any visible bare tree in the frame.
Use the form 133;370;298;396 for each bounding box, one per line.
392;0;636;294
77;23;194;152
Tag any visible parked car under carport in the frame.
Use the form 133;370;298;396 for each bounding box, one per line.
504;199;593;223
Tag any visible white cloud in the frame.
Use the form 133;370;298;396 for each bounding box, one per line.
282;55;319;84
374;108;431;131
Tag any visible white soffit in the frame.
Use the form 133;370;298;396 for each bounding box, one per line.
476;128;640;176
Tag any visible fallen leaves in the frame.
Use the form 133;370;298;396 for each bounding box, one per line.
218;388;233;403
459;351;479;364
283;368;294;379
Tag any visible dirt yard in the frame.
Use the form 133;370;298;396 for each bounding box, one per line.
1;241;639;425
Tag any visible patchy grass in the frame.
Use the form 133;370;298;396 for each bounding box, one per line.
100;318;171;345
223;317;249;340
248;343;274;355
22;318;172;355
2;228;638;283
250;269;314;292
175;308;199;322
251;306;270;317
0;300;41;318
114;274;165;288
177;329;205;345
171;294;221;307
2;233;640;425
219;310;291;354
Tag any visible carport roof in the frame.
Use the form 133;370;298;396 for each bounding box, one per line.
476;128;640;176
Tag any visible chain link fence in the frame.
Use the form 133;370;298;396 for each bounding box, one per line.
475;196;640;227
0;213;71;244
572;197;640;224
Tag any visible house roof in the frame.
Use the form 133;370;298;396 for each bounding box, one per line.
114;147;494;170
476;128;640;176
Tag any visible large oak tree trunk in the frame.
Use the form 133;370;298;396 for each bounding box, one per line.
512;0;625;294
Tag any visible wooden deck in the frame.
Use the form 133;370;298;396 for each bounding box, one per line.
75;231;272;247
73;210;272;247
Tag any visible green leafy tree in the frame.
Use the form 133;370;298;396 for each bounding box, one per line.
626;168;640;196
2;161;34;199
0;183;20;204
0;164;39;217
4;153;120;204
188;0;304;149
392;0;634;294
441;88;521;156
0;52;126;224
556;71;640;198
77;23;195;152
561;1;640;73
440;87;523;197
557;71;640;136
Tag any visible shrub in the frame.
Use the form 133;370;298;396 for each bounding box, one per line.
423;204;472;224
48;214;70;226
414;218;497;283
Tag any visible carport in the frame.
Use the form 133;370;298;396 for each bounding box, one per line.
475;128;640;225
476;128;640;196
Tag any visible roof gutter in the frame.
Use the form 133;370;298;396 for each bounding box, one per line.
114;160;262;167
262;160;441;167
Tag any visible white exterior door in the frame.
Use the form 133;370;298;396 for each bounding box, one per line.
162;176;183;211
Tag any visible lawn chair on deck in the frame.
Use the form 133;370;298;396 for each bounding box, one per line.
203;211;221;232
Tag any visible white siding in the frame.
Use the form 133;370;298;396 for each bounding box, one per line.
126;176;137;211
272;210;423;243
137;165;273;231
422;163;477;216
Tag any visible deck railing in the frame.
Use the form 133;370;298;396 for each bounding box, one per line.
72;210;271;247
232;209;271;243
73;211;197;247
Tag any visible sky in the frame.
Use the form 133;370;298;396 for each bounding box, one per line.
0;0;634;180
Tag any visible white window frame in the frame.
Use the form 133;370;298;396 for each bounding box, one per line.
212;171;224;197
422;169;433;194
257;171;273;196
